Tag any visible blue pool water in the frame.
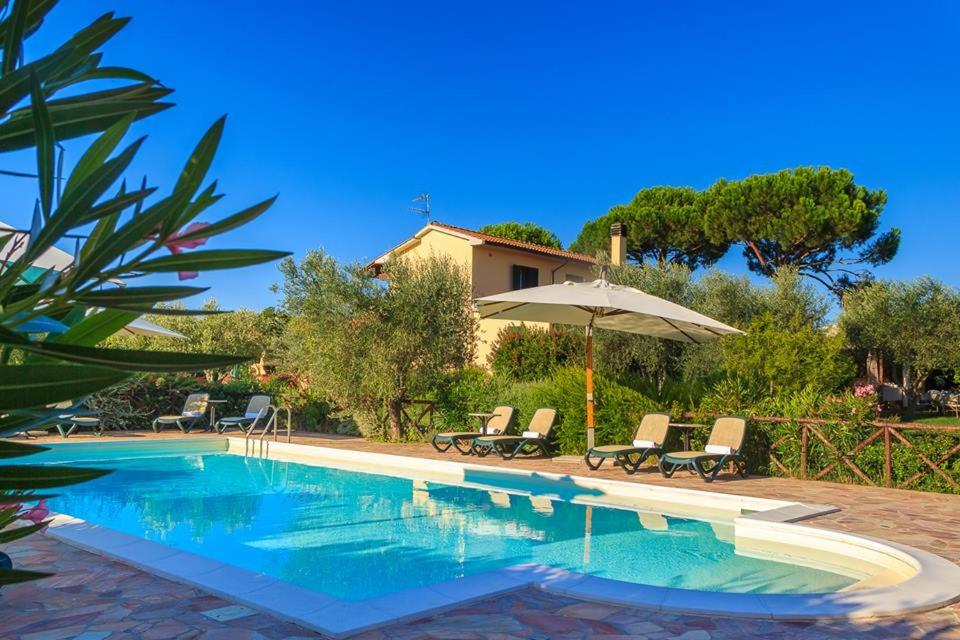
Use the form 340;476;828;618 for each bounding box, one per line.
30;442;855;600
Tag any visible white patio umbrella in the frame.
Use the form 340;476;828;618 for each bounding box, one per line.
120;318;187;340
475;278;744;450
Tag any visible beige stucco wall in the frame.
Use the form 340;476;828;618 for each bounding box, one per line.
471;244;594;365
380;228;596;367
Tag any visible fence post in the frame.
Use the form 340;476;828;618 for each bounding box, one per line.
800;423;808;480
884;425;892;488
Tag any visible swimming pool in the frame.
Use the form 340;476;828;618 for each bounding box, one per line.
26;438;960;636
29;441;856;599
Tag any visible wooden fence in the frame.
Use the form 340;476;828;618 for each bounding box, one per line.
716;415;960;491
400;399;435;437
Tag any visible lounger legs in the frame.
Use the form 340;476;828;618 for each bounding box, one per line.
583;453;605;470
659;456;748;482
431;437;453;453
586;451;655;474
453;438;475;455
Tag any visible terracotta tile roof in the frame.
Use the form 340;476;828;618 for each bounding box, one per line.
428;221;597;263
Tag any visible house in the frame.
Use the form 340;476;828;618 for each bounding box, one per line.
369;221;626;364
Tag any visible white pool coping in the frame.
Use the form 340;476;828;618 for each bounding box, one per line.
38;437;960;638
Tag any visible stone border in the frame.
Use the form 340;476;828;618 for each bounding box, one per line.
37;438;960;638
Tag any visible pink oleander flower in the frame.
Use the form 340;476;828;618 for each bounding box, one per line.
854;380;877;398
21;499;50;529
164;222;211;281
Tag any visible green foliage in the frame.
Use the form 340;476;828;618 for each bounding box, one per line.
0;1;285;584
488;324;583;381
717;269;853;394
842;277;960;404
721;313;854;394
478;222;562;249
105;300;288;381
705;166;898;294
438;367;658;455
88;373;329;433
570;187;729;269
595;263;762;389
276;250;476;440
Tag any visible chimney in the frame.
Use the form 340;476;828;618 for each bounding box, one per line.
610;222;627;266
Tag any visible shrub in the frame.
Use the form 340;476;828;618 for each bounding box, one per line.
499;366;661;455
89;373;330;432
488;325;583;381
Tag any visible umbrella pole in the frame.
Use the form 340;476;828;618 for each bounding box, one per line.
586;323;595;451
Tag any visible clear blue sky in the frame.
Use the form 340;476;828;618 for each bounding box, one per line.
4;1;959;310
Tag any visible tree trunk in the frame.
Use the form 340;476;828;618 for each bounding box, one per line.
387;398;404;441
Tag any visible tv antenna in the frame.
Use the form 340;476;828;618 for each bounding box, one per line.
409;193;431;222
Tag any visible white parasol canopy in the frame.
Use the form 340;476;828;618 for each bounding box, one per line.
120;318;187;340
476;278;744;450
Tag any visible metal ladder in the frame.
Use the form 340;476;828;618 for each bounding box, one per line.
244;404;292;457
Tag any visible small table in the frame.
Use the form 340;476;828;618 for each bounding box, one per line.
468;412;500;435
668;423;704;451
207;400;229;432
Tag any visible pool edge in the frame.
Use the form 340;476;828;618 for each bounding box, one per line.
33;437;960;636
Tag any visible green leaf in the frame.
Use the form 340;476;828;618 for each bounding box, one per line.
171;181;223;231
0;0;56;45
101;305;228;316
0;440;47;459
0;323;28;345
174;195;278;243
1;343;252;372
63;114;133;196
75;285;207;307
1;282;40;306
78;186;156;227
0;94;172;152
0;464;110;489
69;192;178;283
25;139;145;262
47;66;157;92
174;116;224;198
0;568;52;586
135;249;291;274
29;72;55;219
0;521;45;544
0;364;129;409
50;309;140;347
2;0;29;75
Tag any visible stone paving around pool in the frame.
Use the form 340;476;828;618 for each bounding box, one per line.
3;430;960;639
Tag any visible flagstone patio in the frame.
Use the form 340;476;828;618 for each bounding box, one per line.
3;430;960;639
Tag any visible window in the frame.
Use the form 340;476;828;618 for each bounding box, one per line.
511;265;539;290
565;274;584;283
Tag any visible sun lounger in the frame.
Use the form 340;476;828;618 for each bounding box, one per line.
214;394;272;434
431;406;514;454
583;412;671;474
152;393;209;433
472;408;556;460
658;416;748;482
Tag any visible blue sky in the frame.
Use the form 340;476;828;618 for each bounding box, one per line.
4;1;959;309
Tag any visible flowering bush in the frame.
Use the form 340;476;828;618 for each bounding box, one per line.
489;325;583;381
854;379;878;398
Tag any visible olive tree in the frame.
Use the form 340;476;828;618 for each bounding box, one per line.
720;270;853;394
841;277;960;406
276;250;476;440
